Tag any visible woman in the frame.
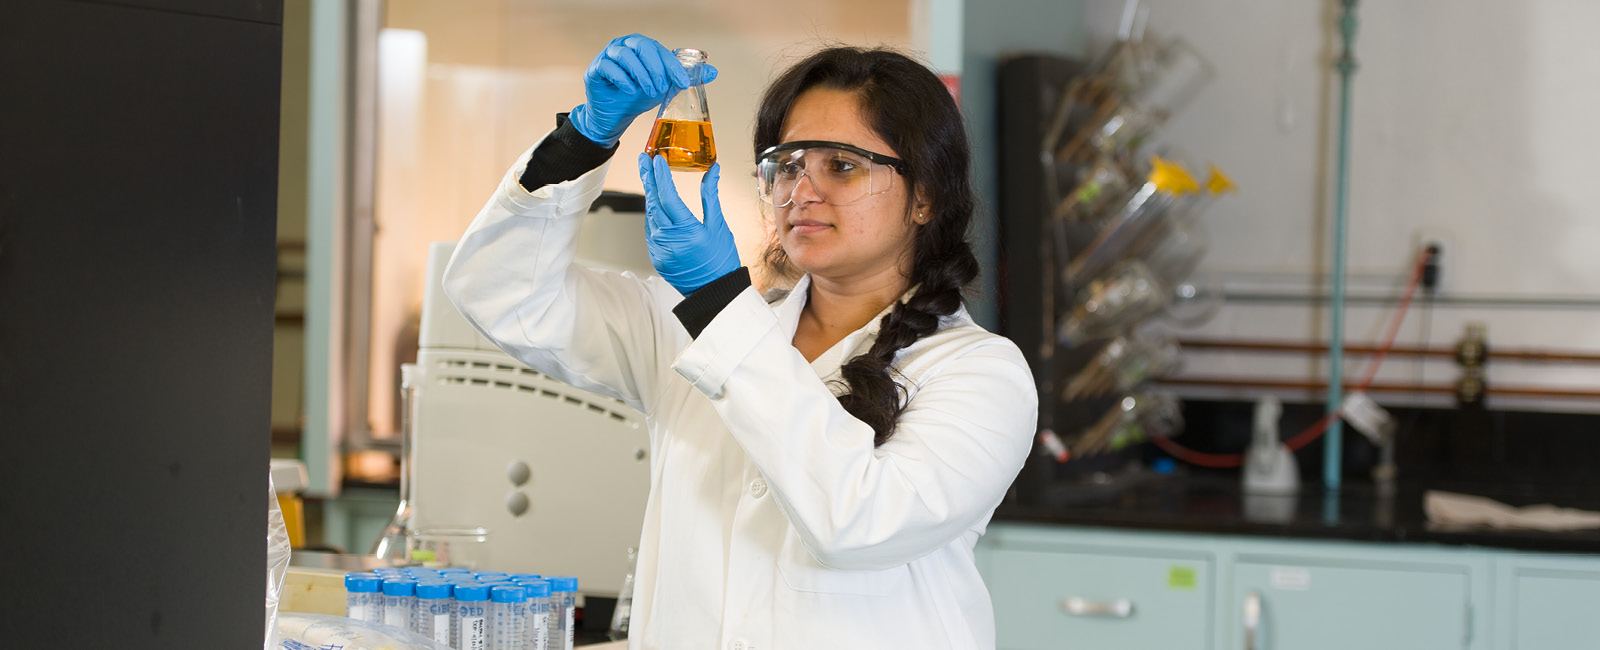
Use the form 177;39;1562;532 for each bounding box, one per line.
445;33;1036;650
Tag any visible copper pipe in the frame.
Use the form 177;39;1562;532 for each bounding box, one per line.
1177;338;1600;365
1156;376;1600;400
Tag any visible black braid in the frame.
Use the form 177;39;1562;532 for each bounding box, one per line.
836;239;979;445
755;46;979;446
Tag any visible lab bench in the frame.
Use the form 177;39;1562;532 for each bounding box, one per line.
980;476;1600;650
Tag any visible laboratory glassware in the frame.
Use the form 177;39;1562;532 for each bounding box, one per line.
1062;332;1182;400
644;48;716;172
410;526;491;569
371;363;420;561
607;547;637;640
1073;391;1184;457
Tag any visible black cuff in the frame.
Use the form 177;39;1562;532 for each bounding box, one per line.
517;112;619;192
671;267;753;339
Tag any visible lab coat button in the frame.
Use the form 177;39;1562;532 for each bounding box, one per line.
749;479;767;498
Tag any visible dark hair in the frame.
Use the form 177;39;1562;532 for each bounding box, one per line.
754;47;979;446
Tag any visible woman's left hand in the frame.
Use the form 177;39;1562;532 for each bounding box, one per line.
637;153;741;296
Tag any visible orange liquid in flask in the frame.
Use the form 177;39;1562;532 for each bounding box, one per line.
645;118;717;172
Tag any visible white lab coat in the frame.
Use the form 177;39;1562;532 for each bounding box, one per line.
444;133;1038;650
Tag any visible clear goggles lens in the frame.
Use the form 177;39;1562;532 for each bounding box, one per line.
756;146;898;207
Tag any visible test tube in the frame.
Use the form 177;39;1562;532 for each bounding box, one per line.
344;573;382;623
521;580;552;650
382;578;418;631
490;585;528;650
548;576;578;650
453;583;491;650
415;581;454;645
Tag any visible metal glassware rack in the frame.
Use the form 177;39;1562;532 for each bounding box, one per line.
998;20;1231;497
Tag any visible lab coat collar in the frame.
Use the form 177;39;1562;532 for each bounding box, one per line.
768;274;971;369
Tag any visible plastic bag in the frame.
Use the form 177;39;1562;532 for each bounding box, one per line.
275;612;454;650
266;474;292;650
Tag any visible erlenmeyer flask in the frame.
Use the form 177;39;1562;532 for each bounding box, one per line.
644;48;716;172
370;363;418;561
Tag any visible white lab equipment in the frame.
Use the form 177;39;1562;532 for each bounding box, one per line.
411;194;654;595
1243;395;1299;495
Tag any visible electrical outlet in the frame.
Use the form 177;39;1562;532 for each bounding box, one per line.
1411;228;1452;294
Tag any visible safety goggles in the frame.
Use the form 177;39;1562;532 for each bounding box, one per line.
756;140;908;207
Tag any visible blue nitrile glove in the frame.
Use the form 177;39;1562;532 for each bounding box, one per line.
637;153;741;296
569;34;719;148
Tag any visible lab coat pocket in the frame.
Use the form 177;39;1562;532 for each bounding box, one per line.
776;534;909;597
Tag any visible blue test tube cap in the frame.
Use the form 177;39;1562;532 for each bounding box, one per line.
415;582;453;600
475;571;507;579
490;585;528;603
437;568;472;575
453;584;490;602
344;573;382;593
381;578;418;597
445;574;479;583
509;574;542;581
549;576;578;593
520;580;551;598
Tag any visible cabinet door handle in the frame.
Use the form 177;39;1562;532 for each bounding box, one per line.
1061;597;1134;618
1242;590;1261;650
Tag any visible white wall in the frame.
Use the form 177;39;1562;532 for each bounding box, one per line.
367;0;918;434
1082;0;1600;412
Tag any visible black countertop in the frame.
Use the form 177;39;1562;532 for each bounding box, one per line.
995;472;1600;554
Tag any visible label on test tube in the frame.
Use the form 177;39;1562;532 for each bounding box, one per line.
429;599;451;646
463;610;487;650
455;584;490;650
564;606;575;650
530;610;549;650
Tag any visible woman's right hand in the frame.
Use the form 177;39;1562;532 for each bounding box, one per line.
568;34;719;148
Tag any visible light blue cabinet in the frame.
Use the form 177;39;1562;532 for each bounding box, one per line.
979;523;1595;650
987;544;1212;649
1226;556;1473;650
1493;554;1600;650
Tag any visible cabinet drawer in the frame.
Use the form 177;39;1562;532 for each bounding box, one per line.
986;546;1212;650
1228;560;1470;650
1509;565;1600;650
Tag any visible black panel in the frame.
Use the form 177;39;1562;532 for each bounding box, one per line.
0;0;281;647
70;0;282;25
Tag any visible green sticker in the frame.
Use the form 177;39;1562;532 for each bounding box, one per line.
1168;566;1197;590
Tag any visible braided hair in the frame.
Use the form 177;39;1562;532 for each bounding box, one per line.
754;47;979;446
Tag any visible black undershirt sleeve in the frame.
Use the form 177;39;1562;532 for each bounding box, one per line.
517;112;619;191
671;267;753;338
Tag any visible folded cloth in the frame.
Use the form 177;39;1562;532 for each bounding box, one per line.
1425;490;1600;531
